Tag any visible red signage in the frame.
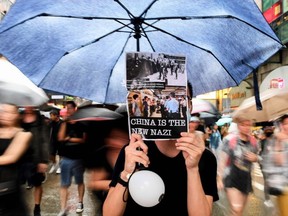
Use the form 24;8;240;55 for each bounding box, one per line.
263;1;282;23
270;78;285;88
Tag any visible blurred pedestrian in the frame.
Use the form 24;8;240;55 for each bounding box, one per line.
86;112;129;215
189;116;205;142
48;109;62;174
57;101;87;216
221;123;229;139
210;123;222;155
217;115;259;216
258;126;274;208
20;106;50;216
0;103;32;216
272;115;288;216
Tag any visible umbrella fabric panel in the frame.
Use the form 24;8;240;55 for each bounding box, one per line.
0;17;124;84
40;32;131;102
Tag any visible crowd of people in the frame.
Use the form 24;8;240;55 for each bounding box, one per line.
0;97;288;216
129;92;188;119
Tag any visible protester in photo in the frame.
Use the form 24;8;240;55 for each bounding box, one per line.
217;115;259;216
131;94;141;117
57;101;87;216
103;85;219;215
142;96;149;118
0;103;32;216
166;92;180;118
180;96;187;119
20;106;50;216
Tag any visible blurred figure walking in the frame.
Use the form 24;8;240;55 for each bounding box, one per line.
217;115;259;216
0;103;32;216
258;126;274;208
57;101;87;216
20;106;49;216
272;115;288;216
48;109;62;174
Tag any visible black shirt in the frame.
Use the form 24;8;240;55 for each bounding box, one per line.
110;141;219;216
58;122;85;159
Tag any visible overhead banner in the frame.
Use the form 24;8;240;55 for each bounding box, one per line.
126;52;188;140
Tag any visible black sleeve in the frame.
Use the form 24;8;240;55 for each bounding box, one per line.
199;149;219;201
109;144;128;187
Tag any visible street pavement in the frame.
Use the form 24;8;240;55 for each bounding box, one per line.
23;163;280;216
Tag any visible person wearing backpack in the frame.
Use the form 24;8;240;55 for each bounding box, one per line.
217;115;259;216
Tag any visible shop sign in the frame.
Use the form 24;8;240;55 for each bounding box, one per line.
260;66;288;91
263;0;282;23
270;77;285;88
228;81;253;107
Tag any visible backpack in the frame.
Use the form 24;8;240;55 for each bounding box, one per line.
225;134;257;167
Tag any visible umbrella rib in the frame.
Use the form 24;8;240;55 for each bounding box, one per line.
0;13;132;34
142;20;238;84
145;15;284;46
114;0;135;19
139;0;158;18
103;33;132;103
67;24;132;54
139;25;156;52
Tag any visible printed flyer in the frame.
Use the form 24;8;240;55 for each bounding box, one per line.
126;52;188;140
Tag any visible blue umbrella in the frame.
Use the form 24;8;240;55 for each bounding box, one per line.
0;0;284;103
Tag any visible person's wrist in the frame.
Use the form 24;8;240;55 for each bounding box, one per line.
120;171;132;182
117;171;132;187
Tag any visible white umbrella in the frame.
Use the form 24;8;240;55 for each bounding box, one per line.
0;58;48;106
191;98;218;114
216;117;233;126
232;88;288;123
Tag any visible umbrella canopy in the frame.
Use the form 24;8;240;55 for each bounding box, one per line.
232;88;288;123
70;106;123;121
0;0;283;103
0;58;48;106
191;98;219;115
199;112;220;126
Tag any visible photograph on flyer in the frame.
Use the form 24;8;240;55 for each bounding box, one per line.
126;52;188;140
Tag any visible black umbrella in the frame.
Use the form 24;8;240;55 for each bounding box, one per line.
70;106;123;122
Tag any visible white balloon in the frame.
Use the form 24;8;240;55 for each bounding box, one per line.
128;170;165;207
